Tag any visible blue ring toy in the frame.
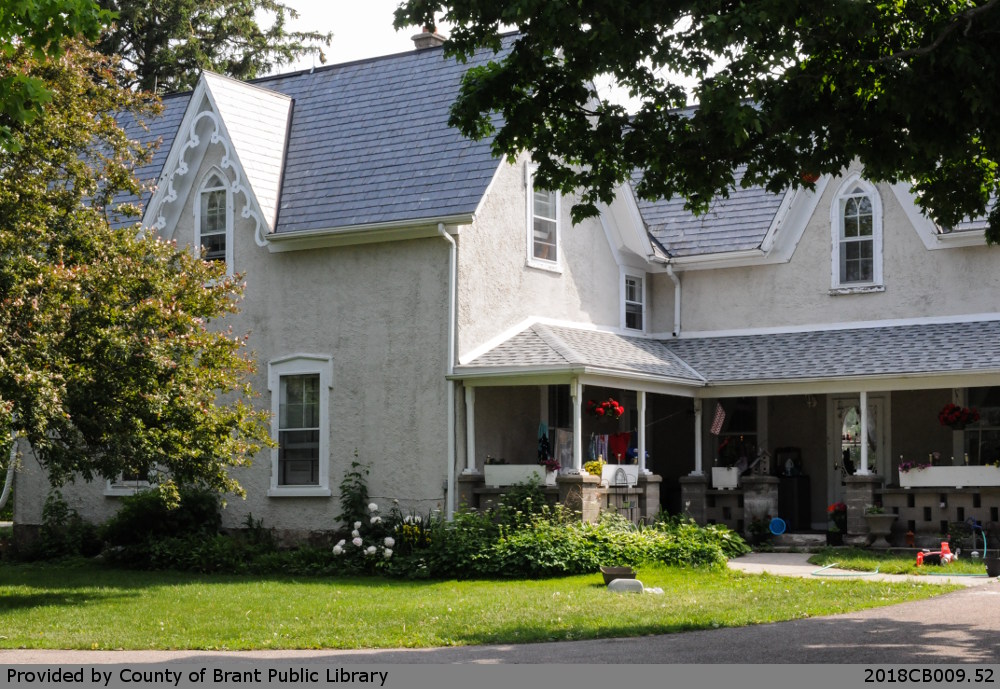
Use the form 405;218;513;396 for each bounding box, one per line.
769;517;787;535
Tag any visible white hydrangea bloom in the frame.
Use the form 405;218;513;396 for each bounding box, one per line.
354;521;362;530
384;537;395;548
368;503;379;513
351;529;360;539
371;516;382;525
332;545;343;555
383;548;393;559
365;545;377;556
352;537;363;547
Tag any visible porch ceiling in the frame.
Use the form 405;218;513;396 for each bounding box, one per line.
456;319;1000;394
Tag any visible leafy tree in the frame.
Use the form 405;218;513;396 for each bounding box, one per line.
395;0;1000;242
96;0;331;92
0;42;272;496
0;0;111;151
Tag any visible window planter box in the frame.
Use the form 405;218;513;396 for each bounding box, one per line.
602;464;639;487
712;467;741;490
483;465;556;487
899;466;1000;489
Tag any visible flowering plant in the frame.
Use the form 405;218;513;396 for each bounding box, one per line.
898;461;930;473
539;457;561;472
587;397;624;419
827;502;847;514
938;403;980;428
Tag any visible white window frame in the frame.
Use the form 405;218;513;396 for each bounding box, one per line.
195;167;234;274
267;354;334;497
525;164;562;272
104;468;153;497
830;174;883;293
622;271;646;332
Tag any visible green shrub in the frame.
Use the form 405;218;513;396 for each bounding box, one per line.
102;485;222;547
29;491;102;560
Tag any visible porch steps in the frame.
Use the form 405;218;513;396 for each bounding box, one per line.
768;532;867;549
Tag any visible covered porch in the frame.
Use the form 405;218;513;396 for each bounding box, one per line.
453;320;1000;539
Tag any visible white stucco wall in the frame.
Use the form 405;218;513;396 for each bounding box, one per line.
15;144;453;537
456;159;629;358
677;167;1000;333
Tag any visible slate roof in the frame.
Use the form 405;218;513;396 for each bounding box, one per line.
117;42;508;233
632;167;788;258
458;324;705;385
459;321;1000;387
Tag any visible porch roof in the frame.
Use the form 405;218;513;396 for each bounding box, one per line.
457;319;1000;390
454;324;705;385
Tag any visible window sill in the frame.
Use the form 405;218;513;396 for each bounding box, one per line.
267;486;332;498
104;483;151;497
829;284;885;296
526;258;562;274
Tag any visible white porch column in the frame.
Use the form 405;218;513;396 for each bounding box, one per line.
691;398;703;475
638;390;649;474
463;387;477;474
571;377;583;472
858;390;870;475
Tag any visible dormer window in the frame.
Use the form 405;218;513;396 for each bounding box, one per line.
525;165;561;271
197;171;230;266
624;274;644;331
831;176;883;292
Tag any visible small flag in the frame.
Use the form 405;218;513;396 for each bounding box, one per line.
710;402;726;436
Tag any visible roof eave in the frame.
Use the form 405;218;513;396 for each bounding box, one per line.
264;214;473;251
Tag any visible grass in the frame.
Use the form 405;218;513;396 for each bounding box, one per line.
808;547;991;576
0;561;960;650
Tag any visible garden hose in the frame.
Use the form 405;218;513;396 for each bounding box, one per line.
811;562;880;577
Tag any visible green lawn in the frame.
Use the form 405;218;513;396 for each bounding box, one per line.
0;562;960;650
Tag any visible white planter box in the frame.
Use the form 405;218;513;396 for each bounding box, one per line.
712;467;741;490
483;465;556;487
900;466;1000;488
602;464;639;487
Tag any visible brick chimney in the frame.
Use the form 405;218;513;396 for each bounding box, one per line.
412;26;446;49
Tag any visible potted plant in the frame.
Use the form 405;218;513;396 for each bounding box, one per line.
827;501;847;545
863;505;897;547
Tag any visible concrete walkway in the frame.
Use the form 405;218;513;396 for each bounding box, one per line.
728;551;996;587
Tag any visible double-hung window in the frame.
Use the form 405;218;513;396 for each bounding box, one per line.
526;165;560;269
268;355;333;497
831;176;883;291
624;275;644;331
197;171;230;266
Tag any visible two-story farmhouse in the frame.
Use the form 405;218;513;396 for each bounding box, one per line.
13;33;1000;543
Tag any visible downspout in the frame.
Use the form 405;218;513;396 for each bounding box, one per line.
438;223;458;520
665;261;681;337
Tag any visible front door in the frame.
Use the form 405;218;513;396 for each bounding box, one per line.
827;394;890;507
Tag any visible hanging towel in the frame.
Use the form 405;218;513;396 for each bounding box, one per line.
609;432;630;463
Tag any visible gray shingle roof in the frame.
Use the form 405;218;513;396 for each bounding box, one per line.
117;42;508;233
632;167;788;257
663;321;1000;383
460;321;1000;387
458;324;705;384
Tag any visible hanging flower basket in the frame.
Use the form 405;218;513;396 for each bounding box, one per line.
587;398;624;420
938;403;979;430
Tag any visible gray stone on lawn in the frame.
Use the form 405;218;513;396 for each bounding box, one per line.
607;578;644;594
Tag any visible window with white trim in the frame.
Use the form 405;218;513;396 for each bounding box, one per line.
268;355;333;497
831;177;883;291
624;275;644;331
197;171;230;265
104;464;153;496
526;167;560;268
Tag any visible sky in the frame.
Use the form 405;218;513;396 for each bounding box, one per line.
282;1;436;69
276;1;645;110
